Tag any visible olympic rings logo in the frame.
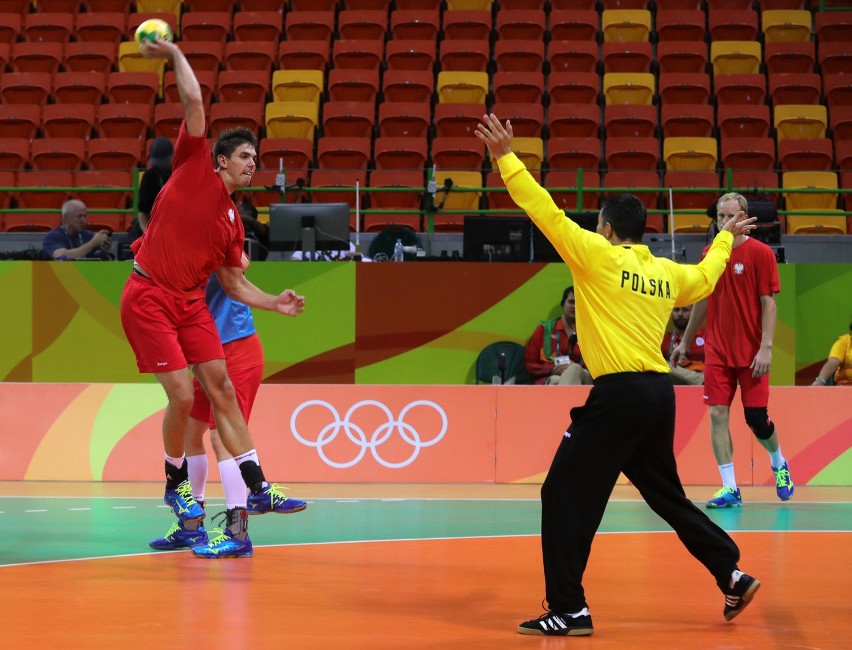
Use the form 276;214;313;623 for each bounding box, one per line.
290;399;448;469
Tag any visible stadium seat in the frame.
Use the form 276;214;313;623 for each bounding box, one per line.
512;137;544;169
209;103;264;138
758;0;806;7
708;9;758;41
106;72;159;107
486;169;541;210
496;9;546;41
431;137;486;171
658;72;711;104
663;137;718;171
233;11;283;42
385;40;436;71
13;171;73;226
493;40;545;72
0;139;30;170
0;171;14;213
307;170;367;230
823;73;852;111
721;137;776;170
717;104;771;138
23;12;73;43
382;70;434;103
11;41;63;74
669;212;711;234
164;70;216;109
75;12;124;45
830;106;852;142
814;11;852;43
436;71;489;104
289;0;338;11
42;104;96;139
765;41;815;75
179;42;225;73
774;105;827;140
664;170;721;211
549;103;600;138
118;41;166;79
224;41;277;74
439;39;489;72
446;0;492;11
395;0;442;8
271;70;324;104
549;9;598;41
322;101;376;138
338;9;388;40
0;104;40;140
373;136;428;170
499;0;545;9
655;9;705;41
317;136;371;170
74;170;132;232
715;74;766;105
710;41;762;76
285;11;335;42
545;169;601;212
180;12;231;43
603;73;655;105
661;104;714;137
655;41;708;75
31;138;86;171
135;0;181;20
96;103;150;140
153;102;184;138
730;170;779;196
84;0;135;13
606;136;659;170
546;137;602;171
232;169;287;213
62;41;115;74
783;172;844;234
841;171;852;212
602;41;652;73
601;9;651;42
431;170;482;233
86;138;144;170
433;103;483;137
487;73;541;106
489;103;543;138
390;9;440;40
778;138;834;171
603;104;656;138
0;72;51;105
364;170;423;232
603;170;660;212
265;102;319;139
0;13;21;44
548;40;598;74
52;71;106;105
0;41;10;71
602;0;649;6
548;72;599;104
332;39;383;70
762;10;811;43
258;138;313;172
327;69;380;103
819;42;852;76
378;102;430;138
768;72;821;106
218;70;270;104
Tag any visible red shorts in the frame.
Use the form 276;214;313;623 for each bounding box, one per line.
703;364;769;408
190;334;264;429
120;271;223;373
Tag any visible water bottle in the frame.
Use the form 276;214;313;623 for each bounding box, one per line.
392;238;404;262
275;159;286;201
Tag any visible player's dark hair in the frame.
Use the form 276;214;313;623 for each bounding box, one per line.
600;194;646;243
213;128;258;167
561;286;574;306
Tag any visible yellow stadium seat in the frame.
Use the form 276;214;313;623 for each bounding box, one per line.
437;71;489;104
663;137;718;171
782;171;839;212
710;41;762;76
601;9;651;42
432;170;482;233
671;213;712;234
117;42;166;91
264;101;319;139
512;137;544;170
271;70;323;104
446;0;492;9
774;104;827;140
603;72;655;105
135;0;182;21
762;10;812;43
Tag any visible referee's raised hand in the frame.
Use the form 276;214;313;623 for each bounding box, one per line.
720;210;757;238
476;113;514;161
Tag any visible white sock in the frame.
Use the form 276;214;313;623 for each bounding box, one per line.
570;607;590;618
769;448;786;469
719;463;737;490
220;458;248;509
730;570;743;588
234;449;260;467
164;453;184;469
186;454;208;502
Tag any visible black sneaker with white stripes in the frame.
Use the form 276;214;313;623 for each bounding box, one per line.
723;571;761;621
518;608;594;636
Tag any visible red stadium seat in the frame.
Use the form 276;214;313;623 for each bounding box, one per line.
332;39;383;71
439;39;489;72
373;136;428;171
317;136;372;170
181;11;232;44
106;72;159;107
819;42;852;76
658;73;711;104
443;10;492;40
86;138;144;170
603;104;657;138
75;12;125;45
278;40;330;71
0;104;40;140
209;103;263;138
656;41;708;75
14;171;73;224
605;136;659;170
548;103;600;138
224;41;276;74
232;11;283;42
285;11;335;42
31;138;86;171
830;106;852;142
0;13;21;44
715;74;766;106
548;40;598;74
327;69;380;103
382;70;433;103
0;72;51;105
544;169;601;212
74;170;133;231
52;71;106;105
430;136;486;171
42;103;96;139
549;9;598;41
492;71;544;104
164;70;217;109
378;102;431;138
546;137;602;171
23;12;73;43
496;9;546;41
308;170;367;230
338;9;388;40
603;170;660;213
768;72;821;106
218;70;270;104
493;40;545;72
778;138;834;172
365;170;423;233
602;41;652;73
96;103;151;140
547;72;599;105
258;138;313;172
661;104;714;137
179;42;225;73
0;139;30;170
824;73;852;111
655;10;705;41
385;40;435;71
322;101;376;138
491;102;543;137
433;103;483;137
717;104;771;138
765;41;815;75
390;9;440;41
11;41;63;74
153;103;184;138
708;9;759;41
721;137;776;170
814;11;852;43
664;170;722;211
62;41;115;74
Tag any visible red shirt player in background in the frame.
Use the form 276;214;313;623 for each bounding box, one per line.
672;192;794;509
119;37;307;557
662;304;705;386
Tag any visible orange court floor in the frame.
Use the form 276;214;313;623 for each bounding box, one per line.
1;482;850;650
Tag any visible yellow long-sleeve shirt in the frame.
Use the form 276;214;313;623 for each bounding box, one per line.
498;153;734;379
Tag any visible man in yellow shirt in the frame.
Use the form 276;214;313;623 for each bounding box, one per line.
476;114;761;637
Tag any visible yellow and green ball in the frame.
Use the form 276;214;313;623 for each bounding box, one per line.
134;19;173;48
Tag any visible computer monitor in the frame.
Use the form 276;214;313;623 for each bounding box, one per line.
463;216;531;262
268;202;351;257
531;212;598;262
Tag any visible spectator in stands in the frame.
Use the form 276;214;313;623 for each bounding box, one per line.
125;136;174;246
237;197;269;261
524;286;592;385
663;305;705;386
42;199;111;260
812;319;852;386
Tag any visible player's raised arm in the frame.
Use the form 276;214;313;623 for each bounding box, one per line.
139;39;205;138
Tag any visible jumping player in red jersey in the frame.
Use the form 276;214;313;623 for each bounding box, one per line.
672;192;794;508
120;37;306;537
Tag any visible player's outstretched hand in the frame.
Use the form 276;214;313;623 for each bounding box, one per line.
275;289;305;317
475;113;514;161
720;210;757;238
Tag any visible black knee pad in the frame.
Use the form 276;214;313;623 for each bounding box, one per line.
744;407;775;440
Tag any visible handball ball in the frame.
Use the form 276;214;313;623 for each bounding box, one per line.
134;18;173;48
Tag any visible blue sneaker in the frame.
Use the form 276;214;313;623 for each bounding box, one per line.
247;483;307;515
706;486;743;509
149;521;208;550
192;528;253;559
772;462;795;501
164;480;204;521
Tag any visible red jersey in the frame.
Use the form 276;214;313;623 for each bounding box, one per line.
132;121;245;300
662;329;705;371
701;237;780;367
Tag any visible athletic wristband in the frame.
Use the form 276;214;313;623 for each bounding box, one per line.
815;376;827;385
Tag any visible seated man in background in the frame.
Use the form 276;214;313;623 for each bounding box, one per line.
42;199;112;260
663;304;705;385
812;318;852;386
525;286;593;385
